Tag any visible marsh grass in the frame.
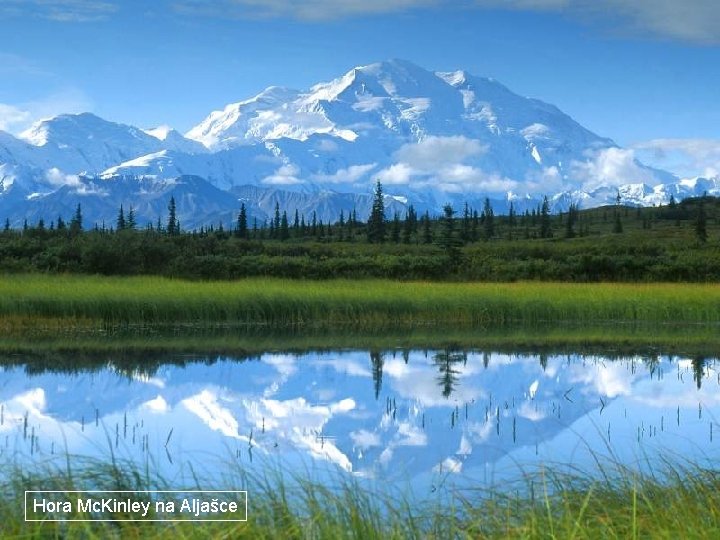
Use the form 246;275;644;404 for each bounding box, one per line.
3;456;720;539
1;275;720;329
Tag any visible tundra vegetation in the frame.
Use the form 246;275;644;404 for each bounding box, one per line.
0;192;718;281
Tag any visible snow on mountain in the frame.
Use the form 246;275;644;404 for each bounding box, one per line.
186;86;302;149
0;59;709;227
182;58;623;194
144;125;209;154
18;113;166;173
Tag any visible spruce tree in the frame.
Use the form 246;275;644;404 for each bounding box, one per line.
69;203;82;234
280;210;290;241
391;211;401;243
116;204;126;231
127;206;136;230
167;196;179;235
539;196;552;238
236;203;248;238
367;180;386;243
483;197;494;240
437;204;462;269
273;202;281;232
565;203;577;239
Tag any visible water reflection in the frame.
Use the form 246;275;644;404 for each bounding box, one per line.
1;350;718;494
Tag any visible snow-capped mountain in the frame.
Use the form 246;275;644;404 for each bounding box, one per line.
0;59;711;228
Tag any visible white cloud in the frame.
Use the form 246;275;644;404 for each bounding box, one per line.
475;0;720;44
261;163;305;185
377;163;414;185
0;0;119;22
524;165;566;193
376;136;516;193
171;0;720;42
311;163;376;184
173;0;437;21
570;147;658;192
0;104;31;133
45;167;81;187
394;136;486;170
633;139;720;179
0;89;93;135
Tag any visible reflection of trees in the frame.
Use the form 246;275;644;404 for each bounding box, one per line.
539;354;548;371
692;357;706;390
433;348;468;398
370;350;384;400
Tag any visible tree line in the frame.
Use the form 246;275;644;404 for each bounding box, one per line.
0;183;717;281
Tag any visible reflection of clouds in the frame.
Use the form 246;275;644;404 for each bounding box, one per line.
433;457;462;474
261;354;297;397
458;434;472;456
350;429;381;449
262;354;297;377
0;388;84;447
14;387;45;411
313;358;371;378
569;362;635;398
466;420;494;442
396;421;427;446
528;380;539;399
182;389;240;439
517;401;546;421
245;396;356;471
141;395;169;413
128;373;165;389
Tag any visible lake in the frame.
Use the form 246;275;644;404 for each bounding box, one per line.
1;348;718;499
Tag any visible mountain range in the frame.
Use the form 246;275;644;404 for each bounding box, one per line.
0;59;716;229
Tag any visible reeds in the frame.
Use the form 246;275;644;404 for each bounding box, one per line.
1;275;719;328
3;457;720;538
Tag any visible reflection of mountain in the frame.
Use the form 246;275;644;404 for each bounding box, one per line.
1;352;718;492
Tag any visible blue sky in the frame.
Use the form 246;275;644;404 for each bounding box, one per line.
1;0;719;177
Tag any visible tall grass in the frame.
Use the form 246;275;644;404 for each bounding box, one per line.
3;457;720;538
1;275;719;328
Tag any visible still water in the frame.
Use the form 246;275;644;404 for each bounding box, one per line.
1;350;718;495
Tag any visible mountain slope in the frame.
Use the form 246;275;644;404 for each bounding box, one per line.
0;59;704;228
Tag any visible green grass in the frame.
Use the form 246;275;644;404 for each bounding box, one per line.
3;458;720;538
1;275;720;329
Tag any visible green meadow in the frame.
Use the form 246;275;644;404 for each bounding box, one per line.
1;275;719;328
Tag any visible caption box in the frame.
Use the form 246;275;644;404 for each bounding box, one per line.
25;490;248;522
